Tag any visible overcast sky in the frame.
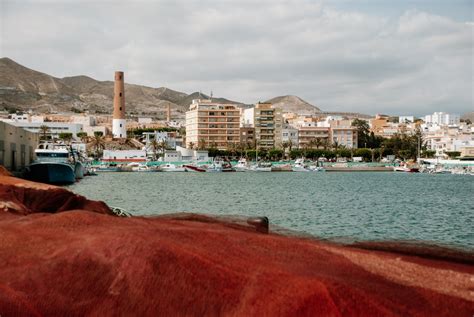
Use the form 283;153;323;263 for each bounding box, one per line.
1;0;472;115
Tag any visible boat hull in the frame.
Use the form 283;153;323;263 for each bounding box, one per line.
26;162;76;185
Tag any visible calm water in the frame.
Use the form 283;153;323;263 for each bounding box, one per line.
69;172;474;249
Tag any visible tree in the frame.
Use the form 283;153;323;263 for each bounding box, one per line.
91;134;106;158
58;133;73;144
94;131;104;137
445;151;461;159
77;132;89;144
149;139;159;160
158;140;168;156
352;119;370;148
39;125;50;141
188;142;195;150
198;138;207;150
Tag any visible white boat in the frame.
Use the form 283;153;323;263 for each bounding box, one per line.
205;158;235;172
234;158;250;172
158;163;187;172
308;165;325;172
126;162;154;172
292;158;310;172
249;162;272;172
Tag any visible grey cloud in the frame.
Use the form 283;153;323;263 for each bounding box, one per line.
1;0;472;115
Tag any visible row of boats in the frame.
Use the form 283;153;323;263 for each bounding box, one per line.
23;142;474;185
94;158;325;173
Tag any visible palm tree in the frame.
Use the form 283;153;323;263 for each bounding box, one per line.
77;132;89;144
188;142;195;150
149;139;159;160
198;138;207;150
315;138;322;149
158;140;168;156
91;134;106;158
308;138;318;149
281;141;289;159
39;125;50;141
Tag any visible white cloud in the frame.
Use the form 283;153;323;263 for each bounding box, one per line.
1;0;472;115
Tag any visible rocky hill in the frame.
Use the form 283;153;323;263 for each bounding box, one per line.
265;95;321;115
0;57;325;117
0;58;224;117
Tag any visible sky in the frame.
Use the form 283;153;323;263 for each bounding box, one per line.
1;0;473;116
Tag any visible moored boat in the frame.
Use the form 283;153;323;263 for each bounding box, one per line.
158;163;187;172
25;142;78;185
234;158;250;172
249;162;272;172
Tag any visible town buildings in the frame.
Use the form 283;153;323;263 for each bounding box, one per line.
241;103;283;149
185;99;240;150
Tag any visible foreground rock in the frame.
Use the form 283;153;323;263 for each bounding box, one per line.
0;171;472;316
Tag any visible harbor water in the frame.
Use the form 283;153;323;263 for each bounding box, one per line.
69;172;474;250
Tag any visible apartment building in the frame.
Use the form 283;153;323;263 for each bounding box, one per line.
252;103;283;149
185;99;240;150
239;127;255;148
424;112;460;126
281;126;299;148
330;128;358;148
297;125;330;149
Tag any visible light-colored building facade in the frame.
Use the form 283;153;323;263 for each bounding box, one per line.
281;127;299;148
254;103;283;149
185;99;240;150
330;127;358;148
424;112;460;126
297;126;330;149
2;122;84;139
0;122;38;171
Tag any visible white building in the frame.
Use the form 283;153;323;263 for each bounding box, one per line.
424;112;460;126
241;108;255;127
102;150;147;162
163;146;209;162
281;127;299;147
2;121;84;139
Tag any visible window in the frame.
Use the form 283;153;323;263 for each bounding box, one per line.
119;93;122;97
120;124;122;127
119;107;122;111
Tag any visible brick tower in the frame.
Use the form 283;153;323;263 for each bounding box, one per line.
112;71;126;138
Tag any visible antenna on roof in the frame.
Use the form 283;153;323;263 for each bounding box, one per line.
210;90;213;102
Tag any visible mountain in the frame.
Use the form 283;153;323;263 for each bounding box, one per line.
0;57;330;118
265;95;321;114
0;58;206;117
177;92;243;108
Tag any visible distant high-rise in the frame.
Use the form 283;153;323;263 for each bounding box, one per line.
112;71;126;138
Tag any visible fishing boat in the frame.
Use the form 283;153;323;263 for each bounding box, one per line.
25;142;83;185
95;162;120;172
234;158;250;172
292;158;310;172
393;162;419;173
183;164;207;172
123;162;156;172
249;162;272;172
158;163;187;172
206;158;235;172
